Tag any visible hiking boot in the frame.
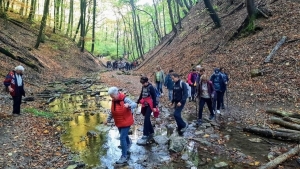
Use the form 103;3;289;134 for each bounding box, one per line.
116;156;127;164
180;122;188;133
189;97;192;102
209;114;215;120
196;119;202;126
216;110;220;114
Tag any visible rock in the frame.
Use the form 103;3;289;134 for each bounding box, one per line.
195;130;204;135
210;134;220;139
87;131;98;137
202;123;211;127
46;97;56;104
181;153;189;160
248;138;262;143
153;135;169;145
191;138;212;147
210;121;220;126
23;97;34;101
166;124;177;130
169;136;187;153
214;161;228;168
204;127;214;134
268;151;277;161
224;135;230;141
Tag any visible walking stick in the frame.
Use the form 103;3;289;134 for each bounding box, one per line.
226;90;229;115
195;96;198;120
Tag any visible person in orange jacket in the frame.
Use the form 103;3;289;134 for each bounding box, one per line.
104;87;137;165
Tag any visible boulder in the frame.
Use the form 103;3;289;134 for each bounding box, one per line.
214;161;228;168
153;135;169;145
169;136;187;153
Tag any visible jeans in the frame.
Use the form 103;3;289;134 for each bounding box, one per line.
143;106;154;136
213;91;223;110
173;101;186;131
168;90;173;101
190;85;196;100
118;126;131;157
220;91;225;107
155;81;163;94
198;97;214;119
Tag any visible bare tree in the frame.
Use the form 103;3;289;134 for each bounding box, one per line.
35;0;50;49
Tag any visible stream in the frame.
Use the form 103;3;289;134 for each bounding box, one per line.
42;80;298;169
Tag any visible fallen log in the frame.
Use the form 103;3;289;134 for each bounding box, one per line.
264;36;287;63
270;117;300;131
258;145;300;169
282;116;300;125
266;109;300;118
243;126;300;141
275;128;300;134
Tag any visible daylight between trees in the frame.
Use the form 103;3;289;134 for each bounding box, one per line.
0;0;267;60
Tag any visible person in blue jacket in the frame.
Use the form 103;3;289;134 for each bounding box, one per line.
210;68;226;114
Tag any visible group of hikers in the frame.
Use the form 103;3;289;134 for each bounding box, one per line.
106;60;139;71
105;64;229;165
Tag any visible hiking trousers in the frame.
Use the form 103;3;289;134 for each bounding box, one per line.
198;97;214;119
173;101;186;131
143;106;154;136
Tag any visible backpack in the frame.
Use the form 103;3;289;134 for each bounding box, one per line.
212;73;224;91
147;84;160;105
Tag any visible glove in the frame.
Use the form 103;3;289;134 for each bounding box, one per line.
211;94;214;98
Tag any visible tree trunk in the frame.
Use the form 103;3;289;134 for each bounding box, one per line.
136;8;161;43
129;0;143;60
91;0;96;53
137;14;144;55
270;117;300;131
53;0;60;33
152;0;162;40
20;0;25;16
59;0;64;31
80;0;87;52
176;0;182;29
73;14;82;41
203;0;221;28
162;0;166;35
35;0;50;49
177;0;188;15
167;0;177;34
116;19;119;58
25;0;29;16
275;128;300;134
182;0;191;11
243;126;300;141
66;0;73;36
258;145;300;169
266;109;300;118
28;0;36;21
246;0;256;19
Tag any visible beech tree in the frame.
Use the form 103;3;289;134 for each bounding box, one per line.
35;0;50;49
203;0;221;28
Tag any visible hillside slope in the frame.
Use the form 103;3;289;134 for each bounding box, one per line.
0;15;101;93
137;0;300;121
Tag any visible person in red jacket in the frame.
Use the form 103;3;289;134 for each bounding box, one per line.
104;87;137;165
3;65;25;116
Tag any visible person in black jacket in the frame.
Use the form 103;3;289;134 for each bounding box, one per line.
169;73;188;135
136;76;158;145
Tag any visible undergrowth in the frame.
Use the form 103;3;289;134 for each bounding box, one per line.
24;108;56;119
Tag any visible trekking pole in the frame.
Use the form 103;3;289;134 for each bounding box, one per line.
226;90;229;115
195;96;198;120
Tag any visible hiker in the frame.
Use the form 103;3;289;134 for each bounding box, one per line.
104;87;137;165
169;73;188;135
164;69;174;101
197;74;215;125
136;76;159;145
154;65;165;96
210;68;226;114
3;65;26;116
187;68;198;102
220;67;229;109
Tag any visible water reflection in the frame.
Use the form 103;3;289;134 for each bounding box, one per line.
48;86;111;167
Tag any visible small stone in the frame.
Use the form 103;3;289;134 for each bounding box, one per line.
214;161;228;168
204;127;214;134
181;153;189;160
195;130;204;135
202;123;211;127
224;135;230;141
